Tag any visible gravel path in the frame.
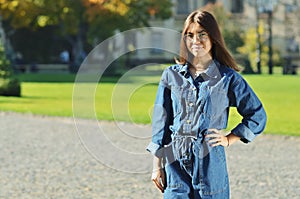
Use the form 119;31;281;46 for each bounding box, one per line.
0;112;299;199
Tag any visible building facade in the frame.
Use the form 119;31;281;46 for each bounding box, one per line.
130;0;300;64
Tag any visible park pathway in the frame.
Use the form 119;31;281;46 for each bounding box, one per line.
0;112;299;198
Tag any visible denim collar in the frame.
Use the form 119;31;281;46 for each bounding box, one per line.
179;60;219;79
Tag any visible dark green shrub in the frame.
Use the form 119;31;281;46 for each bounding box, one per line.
0;77;21;96
0;41;21;97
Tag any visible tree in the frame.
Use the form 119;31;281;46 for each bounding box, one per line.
237;26;282;73
0;0;173;72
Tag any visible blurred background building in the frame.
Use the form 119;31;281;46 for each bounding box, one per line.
132;0;300;71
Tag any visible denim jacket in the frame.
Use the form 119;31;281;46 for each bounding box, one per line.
147;60;267;158
147;60;266;196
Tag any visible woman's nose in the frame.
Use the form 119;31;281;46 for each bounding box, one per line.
192;36;201;43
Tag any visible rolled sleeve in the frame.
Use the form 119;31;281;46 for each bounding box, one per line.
231;123;256;143
146;142;164;158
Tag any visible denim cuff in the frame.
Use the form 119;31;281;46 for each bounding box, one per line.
231;123;256;143
146;142;164;158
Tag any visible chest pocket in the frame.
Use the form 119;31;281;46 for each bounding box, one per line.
204;86;229;122
171;86;184;117
171;83;196;117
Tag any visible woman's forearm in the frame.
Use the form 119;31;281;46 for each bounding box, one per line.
226;132;241;147
153;156;162;170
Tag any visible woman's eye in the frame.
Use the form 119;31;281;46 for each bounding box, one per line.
187;34;193;38
199;33;207;37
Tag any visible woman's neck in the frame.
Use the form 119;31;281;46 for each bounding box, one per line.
191;57;213;72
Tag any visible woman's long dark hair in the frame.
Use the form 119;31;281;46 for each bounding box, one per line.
176;10;240;71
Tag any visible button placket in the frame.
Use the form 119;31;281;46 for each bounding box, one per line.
181;79;199;136
198;83;208;109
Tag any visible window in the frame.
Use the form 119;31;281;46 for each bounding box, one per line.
176;0;189;15
203;0;217;6
231;0;244;13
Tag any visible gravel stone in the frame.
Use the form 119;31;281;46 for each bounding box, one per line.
0;112;299;198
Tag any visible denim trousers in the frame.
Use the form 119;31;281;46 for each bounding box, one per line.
163;139;230;199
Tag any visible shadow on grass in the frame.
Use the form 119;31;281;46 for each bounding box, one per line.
16;73;123;83
16;63;168;83
0;95;50;102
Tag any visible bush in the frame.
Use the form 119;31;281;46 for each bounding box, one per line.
0;77;21;96
0;40;21;96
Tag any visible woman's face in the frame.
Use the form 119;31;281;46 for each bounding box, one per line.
184;23;213;59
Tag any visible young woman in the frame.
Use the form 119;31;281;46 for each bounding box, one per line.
147;10;267;199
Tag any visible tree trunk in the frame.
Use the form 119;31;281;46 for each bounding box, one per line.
71;22;87;73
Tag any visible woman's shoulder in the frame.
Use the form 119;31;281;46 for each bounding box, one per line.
159;63;187;85
164;63;187;73
216;61;242;78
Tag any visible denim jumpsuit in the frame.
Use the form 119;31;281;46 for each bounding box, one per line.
147;60;267;199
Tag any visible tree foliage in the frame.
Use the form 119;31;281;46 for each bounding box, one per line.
237;24;282;72
0;0;173;71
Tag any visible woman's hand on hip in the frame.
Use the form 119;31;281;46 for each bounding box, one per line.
205;128;229;147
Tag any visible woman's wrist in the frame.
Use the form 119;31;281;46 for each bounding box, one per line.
226;136;230;147
226;132;240;147
153;156;162;169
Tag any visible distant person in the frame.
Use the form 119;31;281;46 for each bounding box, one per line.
60;50;70;64
147;10;267;198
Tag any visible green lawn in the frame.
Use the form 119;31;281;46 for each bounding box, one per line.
226;74;300;136
1;71;299;136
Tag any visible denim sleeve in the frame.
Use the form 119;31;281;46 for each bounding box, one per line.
146;70;173;157
229;75;267;143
